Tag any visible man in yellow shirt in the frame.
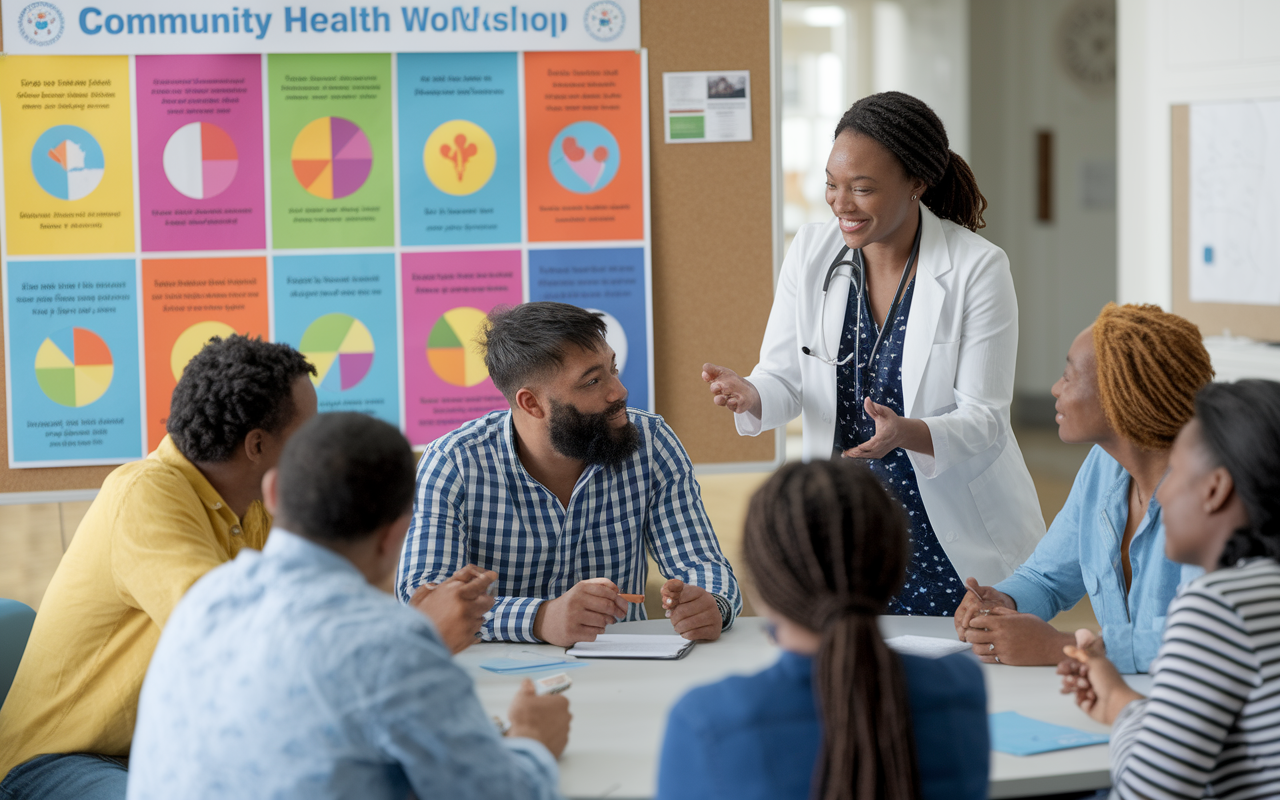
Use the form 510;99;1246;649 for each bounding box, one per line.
0;335;317;799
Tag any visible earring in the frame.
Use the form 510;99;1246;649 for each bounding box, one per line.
911;194;917;200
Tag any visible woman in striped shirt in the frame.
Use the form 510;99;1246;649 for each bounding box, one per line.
1060;379;1280;799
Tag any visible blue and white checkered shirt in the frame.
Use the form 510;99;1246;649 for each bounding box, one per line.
397;409;741;643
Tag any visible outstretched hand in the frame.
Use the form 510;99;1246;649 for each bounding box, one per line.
702;363;762;419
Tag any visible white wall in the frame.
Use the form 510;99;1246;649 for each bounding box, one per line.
1118;0;1280;307
970;0;1118;405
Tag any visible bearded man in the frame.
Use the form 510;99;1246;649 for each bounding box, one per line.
398;302;740;646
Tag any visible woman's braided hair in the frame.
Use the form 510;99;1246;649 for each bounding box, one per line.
834;91;987;231
743;459;917;800
1092;303;1214;451
1192;380;1280;567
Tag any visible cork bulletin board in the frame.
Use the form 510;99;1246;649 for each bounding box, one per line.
1171;104;1280;341
0;0;781;500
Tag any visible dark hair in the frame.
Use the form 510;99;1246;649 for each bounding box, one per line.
1193;381;1280;567
479;302;607;400
275;412;417;544
167;334;316;463
834;91;987;231
743;460;917;800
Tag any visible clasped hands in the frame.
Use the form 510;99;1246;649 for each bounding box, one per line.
953;577;1087;666
408;564;497;654
532;577;723;647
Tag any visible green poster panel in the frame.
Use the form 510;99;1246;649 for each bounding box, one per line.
267;53;394;248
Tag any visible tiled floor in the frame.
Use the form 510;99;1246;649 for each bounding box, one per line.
1;425;1098;634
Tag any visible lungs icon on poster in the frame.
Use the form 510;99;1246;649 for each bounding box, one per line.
549;122;620;194
424;120;497;196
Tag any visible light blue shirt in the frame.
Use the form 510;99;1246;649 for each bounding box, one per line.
995;446;1201;673
128;529;561;800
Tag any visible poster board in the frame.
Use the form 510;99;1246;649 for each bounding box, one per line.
0;0;780;498
1171;103;1280;341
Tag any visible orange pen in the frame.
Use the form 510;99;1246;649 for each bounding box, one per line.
619;593;645;603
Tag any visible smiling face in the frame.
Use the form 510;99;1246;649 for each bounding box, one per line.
824;131;926;251
537;342;639;466
1156;418;1247;570
1051;326;1114;445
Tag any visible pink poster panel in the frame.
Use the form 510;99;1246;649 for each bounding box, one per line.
135;55;266;251
401;250;522;446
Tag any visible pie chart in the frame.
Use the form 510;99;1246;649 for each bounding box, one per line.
162;121;238;200
32;124;105;201
170;320;237;381
34;326;114;408
300;313;375;392
427;307;489;387
291;116;373;199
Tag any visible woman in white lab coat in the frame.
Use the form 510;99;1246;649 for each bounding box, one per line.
704;92;1044;614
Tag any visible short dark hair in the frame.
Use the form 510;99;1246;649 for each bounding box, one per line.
1195;380;1280;566
275;412;417;544
167;335;316;463
479;302;607;400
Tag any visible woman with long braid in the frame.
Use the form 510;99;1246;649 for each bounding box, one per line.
655;460;988;800
955;303;1215;671
703;91;1043;614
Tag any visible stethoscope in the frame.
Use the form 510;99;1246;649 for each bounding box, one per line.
801;210;923;381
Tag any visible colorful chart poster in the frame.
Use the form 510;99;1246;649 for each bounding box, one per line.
397;53;521;246
401;250;521;446
5;259;142;466
141;257;268;451
267;54;394;249
135;55;266;252
273;253;399;426
0;56;135;255
528;247;650;410
524;51;644;242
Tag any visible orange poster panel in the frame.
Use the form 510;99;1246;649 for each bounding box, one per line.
525;51;644;242
141;257;269;452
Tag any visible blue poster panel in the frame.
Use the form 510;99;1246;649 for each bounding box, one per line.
397;52;521;246
272;253;400;426
6;260;143;466
528;247;650;411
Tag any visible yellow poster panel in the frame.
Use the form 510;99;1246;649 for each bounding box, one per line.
0;56;134;255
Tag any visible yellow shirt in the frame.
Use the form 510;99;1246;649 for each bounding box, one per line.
0;435;270;777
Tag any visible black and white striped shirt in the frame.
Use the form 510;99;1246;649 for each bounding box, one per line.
1110;557;1280;799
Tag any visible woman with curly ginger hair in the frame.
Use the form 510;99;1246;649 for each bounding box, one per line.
955;303;1215;672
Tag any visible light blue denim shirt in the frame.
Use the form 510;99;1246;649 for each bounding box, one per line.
127;529;562;800
994;446;1201;673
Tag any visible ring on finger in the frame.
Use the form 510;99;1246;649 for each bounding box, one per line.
995;655;1001;663
988;643;995;652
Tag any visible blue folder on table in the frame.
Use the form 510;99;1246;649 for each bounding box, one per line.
989;711;1110;756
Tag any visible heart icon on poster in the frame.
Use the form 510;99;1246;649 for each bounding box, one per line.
549;122;620;194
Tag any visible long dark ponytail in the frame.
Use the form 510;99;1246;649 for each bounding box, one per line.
743;460;917;800
1193;380;1280;567
834;91;987;231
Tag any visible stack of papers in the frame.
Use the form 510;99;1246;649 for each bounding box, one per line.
989;711;1110;756
885;635;973;658
566;634;695;660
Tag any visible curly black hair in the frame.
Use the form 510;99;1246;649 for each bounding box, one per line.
167;334;316;463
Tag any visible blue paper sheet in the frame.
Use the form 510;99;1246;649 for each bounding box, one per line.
989;711;1110;756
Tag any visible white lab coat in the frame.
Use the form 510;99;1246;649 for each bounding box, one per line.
736;206;1045;585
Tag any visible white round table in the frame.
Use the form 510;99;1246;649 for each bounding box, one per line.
457;616;1136;799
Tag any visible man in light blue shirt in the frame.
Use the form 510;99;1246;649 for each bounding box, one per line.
128;412;569;800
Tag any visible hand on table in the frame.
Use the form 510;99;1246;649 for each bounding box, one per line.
662;578;723;642
533;578;628;647
701;363;761;418
953;577;1017;638
508;678;572;759
961;605;1076;666
1060;629;1141;726
408;565;497;654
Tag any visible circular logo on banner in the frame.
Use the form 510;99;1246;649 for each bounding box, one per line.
18;2;64;47
423;120;497;196
584;1;625;42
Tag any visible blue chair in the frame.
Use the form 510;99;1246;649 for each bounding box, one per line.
0;599;36;707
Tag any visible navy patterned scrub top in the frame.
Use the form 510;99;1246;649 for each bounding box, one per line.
834;273;963;616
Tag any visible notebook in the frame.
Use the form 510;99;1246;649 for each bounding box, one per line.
885;635;973;658
989;711;1110;756
565;633;695;660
